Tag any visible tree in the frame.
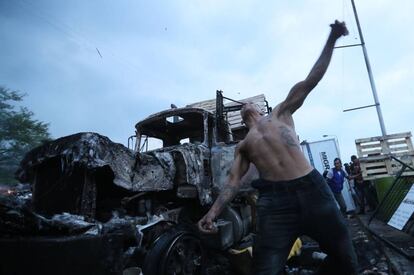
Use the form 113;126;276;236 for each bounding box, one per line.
0;87;51;184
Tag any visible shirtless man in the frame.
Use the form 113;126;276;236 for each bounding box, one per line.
198;21;357;275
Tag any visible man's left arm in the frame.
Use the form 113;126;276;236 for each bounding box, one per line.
326;170;334;182
344;169;352;180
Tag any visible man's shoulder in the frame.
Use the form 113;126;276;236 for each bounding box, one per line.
236;138;248;152
272;103;291;118
268;109;295;129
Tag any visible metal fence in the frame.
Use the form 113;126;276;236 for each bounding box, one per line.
369;156;414;235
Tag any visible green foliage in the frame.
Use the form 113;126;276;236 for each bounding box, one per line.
0;87;51;184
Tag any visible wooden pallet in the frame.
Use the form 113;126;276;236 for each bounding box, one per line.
355;132;414;180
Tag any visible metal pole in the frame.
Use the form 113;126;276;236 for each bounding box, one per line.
350;0;387;137
343;103;378;112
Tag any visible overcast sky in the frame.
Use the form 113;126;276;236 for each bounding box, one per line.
1;0;413;161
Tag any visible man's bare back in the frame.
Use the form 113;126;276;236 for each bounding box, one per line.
238;104;313;181
198;20;349;234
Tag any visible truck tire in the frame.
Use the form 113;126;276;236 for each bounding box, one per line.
143;225;203;275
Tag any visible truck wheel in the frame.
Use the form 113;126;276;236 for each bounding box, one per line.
143;226;203;275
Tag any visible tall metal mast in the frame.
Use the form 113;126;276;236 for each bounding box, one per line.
341;0;387;137
351;0;387;136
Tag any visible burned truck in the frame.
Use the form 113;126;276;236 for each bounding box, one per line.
0;92;271;275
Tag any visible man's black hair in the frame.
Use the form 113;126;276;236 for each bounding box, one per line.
351;155;357;161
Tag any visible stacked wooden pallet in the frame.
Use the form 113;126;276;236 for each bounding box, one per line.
355;132;414;180
187;94;268;130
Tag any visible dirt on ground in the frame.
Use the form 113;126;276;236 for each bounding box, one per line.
203;215;394;275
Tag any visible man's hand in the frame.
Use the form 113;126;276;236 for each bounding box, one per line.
198;213;218;234
330;20;349;39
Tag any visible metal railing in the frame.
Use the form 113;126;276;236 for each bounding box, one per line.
369;156;414;225
366;156;414;259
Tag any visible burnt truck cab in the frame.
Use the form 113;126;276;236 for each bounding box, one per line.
133;106;238;205
5;92;270;275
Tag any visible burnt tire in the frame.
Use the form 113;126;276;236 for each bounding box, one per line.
143;225;203;275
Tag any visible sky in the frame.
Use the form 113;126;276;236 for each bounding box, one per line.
0;0;413;162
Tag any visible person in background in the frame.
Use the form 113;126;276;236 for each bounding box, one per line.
350;155;378;213
326;158;350;215
344;162;360;213
350;155;366;214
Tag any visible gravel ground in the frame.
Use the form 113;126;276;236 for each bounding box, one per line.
203;215;394;275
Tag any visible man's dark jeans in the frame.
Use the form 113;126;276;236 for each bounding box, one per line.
333;192;348;215
355;181;378;212
252;169;358;275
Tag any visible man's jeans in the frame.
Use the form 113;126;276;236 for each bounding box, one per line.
355;181;378;212
252;169;358;275
333;192;348;215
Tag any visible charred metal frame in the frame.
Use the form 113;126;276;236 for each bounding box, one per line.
215;90;272;140
134;108;214;152
7;92;263;273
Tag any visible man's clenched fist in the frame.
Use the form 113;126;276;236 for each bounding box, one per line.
330;20;349;38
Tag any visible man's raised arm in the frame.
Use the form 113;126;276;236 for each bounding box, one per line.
277;20;349;115
198;146;249;233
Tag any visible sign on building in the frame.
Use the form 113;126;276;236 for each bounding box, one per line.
301;138;356;212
